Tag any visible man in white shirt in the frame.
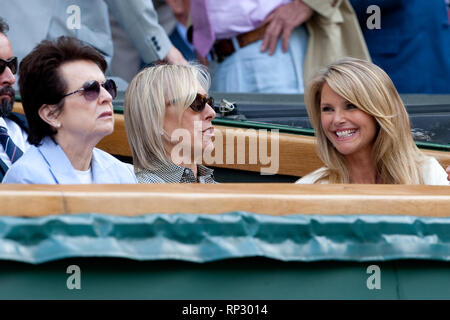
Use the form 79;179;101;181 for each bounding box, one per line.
0;17;29;180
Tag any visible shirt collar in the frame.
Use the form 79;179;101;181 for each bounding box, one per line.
141;158;215;183
0;117;8;129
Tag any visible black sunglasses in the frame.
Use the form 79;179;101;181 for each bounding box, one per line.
62;79;117;101
189;93;214;112
0;57;18;75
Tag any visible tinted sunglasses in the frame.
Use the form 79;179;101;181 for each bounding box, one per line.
0;57;18;75
62;79;117;101
189;93;214;112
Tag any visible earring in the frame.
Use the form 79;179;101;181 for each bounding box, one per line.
56;123;61;128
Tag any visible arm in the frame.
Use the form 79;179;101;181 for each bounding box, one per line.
105;0;187;65
260;0;313;55
447;166;450;182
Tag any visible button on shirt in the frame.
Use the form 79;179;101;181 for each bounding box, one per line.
136;159;216;184
0;117;29;167
207;0;290;39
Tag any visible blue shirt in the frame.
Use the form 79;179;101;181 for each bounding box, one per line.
2;136;137;184
350;0;450;93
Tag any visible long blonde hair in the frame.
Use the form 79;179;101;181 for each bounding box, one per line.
305;57;426;184
124;63;210;171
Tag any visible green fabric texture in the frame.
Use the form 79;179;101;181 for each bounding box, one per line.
0;212;449;264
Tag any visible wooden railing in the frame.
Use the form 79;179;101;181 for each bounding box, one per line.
0;184;449;217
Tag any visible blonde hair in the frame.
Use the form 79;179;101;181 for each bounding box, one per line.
305;57;427;184
124;63;211;171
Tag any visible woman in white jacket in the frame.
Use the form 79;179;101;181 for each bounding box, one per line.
297;58;449;185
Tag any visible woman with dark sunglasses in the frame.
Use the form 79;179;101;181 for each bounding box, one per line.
124;64;217;183
2;36;136;184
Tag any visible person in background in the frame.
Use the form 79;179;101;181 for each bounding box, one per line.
350;0;450;93
0;17;29;180
157;0;195;61
3;37;137;184
191;0;370;94
296;58;449;185
1;0;187;77
124;64;217;183
110;0;194;83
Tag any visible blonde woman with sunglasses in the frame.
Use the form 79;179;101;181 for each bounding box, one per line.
124;64;217;183
297;58;449;185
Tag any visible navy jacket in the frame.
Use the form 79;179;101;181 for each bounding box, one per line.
350;0;450;93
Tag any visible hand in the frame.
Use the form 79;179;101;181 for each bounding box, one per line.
196;52;209;66
260;0;313;55
446;166;450;181
166;0;190;26
165;46;189;65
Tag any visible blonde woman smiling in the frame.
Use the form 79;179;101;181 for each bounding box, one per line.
297;58;449;185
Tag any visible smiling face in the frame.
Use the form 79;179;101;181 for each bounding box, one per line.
320;82;378;160
54;60;114;145
0;33;16;116
163;85;216;162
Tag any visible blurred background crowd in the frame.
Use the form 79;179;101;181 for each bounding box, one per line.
1;0;449;94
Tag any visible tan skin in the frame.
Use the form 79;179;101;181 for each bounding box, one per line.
166;0;190;26
447;166;450;181
320;83;380;184
163;86;216;178
39;60;114;171
0;33;16;99
260;0;313;55
165;46;189;66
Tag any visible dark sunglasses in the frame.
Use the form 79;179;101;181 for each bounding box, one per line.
0;57;18;75
189;93;214;112
62;79;117;101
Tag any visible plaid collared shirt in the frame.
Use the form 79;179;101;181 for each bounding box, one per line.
136;160;216;184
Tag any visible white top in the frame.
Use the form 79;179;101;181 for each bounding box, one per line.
296;157;449;186
74;167;93;184
295;167;328;184
0;117;30;167
420;157;449;185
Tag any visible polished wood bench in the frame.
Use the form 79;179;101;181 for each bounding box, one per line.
0;184;449;217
